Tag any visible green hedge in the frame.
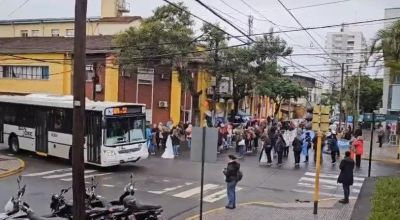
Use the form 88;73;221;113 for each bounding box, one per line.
370;177;400;220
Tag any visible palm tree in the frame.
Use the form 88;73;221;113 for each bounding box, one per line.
370;19;400;77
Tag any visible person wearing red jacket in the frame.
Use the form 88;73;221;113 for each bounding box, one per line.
350;136;364;168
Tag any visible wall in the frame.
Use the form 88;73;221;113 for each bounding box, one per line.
85;55;107;101
0;20;140;37
0;53;71;95
104;55;119;101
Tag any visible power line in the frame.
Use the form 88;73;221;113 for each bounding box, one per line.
161;0;248;44
277;0;340;66
194;0;255;43
288;0;351;11
8;0;30;17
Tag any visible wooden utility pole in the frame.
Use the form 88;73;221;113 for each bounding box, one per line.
92;62;98;101
72;0;87;219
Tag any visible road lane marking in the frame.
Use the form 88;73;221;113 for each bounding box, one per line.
102;184;115;188
173;184;219;198
297;182;360;193
148;182;194;194
60;173;111;181
23;168;72;177
299;177;363;187
292;189;357;199
43;170;96;179
203;187;242;203
304;172;365;182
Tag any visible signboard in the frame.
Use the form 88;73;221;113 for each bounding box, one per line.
312;105;330;132
363;113;386;122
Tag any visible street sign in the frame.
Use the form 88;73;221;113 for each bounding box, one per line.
375;114;386;122
364;113;386;122
363;113;373;122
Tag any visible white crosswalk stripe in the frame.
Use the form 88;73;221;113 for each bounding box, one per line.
294;171;365;199
173;184;219;198
23;168;72;177
23;169;110;182
43;170;96;179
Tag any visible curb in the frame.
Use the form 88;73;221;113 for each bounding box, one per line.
361;156;400;165
185;199;342;220
0;158;25;178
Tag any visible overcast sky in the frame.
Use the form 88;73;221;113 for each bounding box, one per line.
0;0;399;85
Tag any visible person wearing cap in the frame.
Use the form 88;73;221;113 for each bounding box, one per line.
223;154;241;209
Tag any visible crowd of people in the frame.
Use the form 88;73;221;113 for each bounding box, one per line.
145;119;192;157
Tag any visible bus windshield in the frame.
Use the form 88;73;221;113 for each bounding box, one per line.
105;116;146;146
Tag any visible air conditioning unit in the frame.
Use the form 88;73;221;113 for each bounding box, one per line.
95;84;102;92
158;101;168;108
160;73;170;80
206;87;214;95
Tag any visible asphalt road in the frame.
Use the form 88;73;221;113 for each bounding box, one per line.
0;146;399;219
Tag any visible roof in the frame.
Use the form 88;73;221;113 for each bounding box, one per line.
0;16;142;25
0;36;116;54
0;94;145;112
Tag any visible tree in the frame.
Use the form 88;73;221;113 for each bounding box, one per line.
115;2;205;125
344;75;382;113
370;19;400;75
257;76;308;117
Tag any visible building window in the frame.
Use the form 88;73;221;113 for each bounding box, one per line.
66;29;74;37
31;30;40;37
51;29;60;37
86;65;94;81
20;30;28;37
347;41;354;46
346;59;353;63
0;66;49;80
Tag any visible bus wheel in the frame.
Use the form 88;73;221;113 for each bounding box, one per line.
9;136;20;153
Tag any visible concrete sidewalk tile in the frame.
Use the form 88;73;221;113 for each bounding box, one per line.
196;200;356;220
362;141;400;164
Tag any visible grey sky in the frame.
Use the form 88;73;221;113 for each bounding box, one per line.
0;0;399;83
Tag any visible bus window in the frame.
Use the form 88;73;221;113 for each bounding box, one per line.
105;117;145;145
4;105;16;124
49;109;72;133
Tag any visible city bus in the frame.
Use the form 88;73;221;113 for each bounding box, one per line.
0;94;149;167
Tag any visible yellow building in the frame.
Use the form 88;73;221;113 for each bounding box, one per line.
0;36;119;102
0;0;141;38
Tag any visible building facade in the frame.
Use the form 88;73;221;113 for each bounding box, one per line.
325;28;367;88
0;0;141;38
381;8;400;115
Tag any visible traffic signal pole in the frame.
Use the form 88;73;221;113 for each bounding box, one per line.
313;105;323;214
72;0;87;219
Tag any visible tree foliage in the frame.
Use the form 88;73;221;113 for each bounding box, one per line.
370;19;400;73
257;76;308;116
344;75;382;113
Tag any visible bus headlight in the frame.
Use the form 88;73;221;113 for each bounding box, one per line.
104;150;115;156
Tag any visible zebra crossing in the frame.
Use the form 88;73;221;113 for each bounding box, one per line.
22;168;241;203
293;171;365;199
23;168;111;182
148;183;242;203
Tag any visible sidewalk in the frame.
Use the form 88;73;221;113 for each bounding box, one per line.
362;140;400;165
186;199;355;220
0;154;25;178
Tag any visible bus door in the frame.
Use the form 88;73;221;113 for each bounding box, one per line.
0;106;3;143
35;109;48;154
86;111;101;164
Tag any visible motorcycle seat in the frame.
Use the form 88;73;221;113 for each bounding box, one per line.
135;202;162;211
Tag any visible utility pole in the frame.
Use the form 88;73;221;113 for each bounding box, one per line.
92;62;98;101
72;0;87;219
356;65;361;125
338;63;344;131
212;39;220;126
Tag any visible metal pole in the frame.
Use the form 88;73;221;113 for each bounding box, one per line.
199;126;206;219
368;112;375;177
313;130;323;214
357;66;361;121
338;63;344;131
313;104;323;214
92;62;97;101
72;0;87;219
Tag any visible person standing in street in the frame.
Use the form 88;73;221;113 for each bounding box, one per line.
302;132;312;163
292;132;302;166
377;124;385;148
276;132;286;166
171;127;181;156
223;155;241;209
327;132;339;164
260;132;272;165
352;136;364;168
337;151;355;204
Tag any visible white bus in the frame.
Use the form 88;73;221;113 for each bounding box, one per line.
0;94;149;167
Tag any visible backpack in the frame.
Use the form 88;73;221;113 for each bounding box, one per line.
236;170;243;182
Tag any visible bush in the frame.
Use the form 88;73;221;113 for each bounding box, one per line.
370;177;400;220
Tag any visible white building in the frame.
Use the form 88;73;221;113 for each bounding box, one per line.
325;28;368;88
381;8;400;115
